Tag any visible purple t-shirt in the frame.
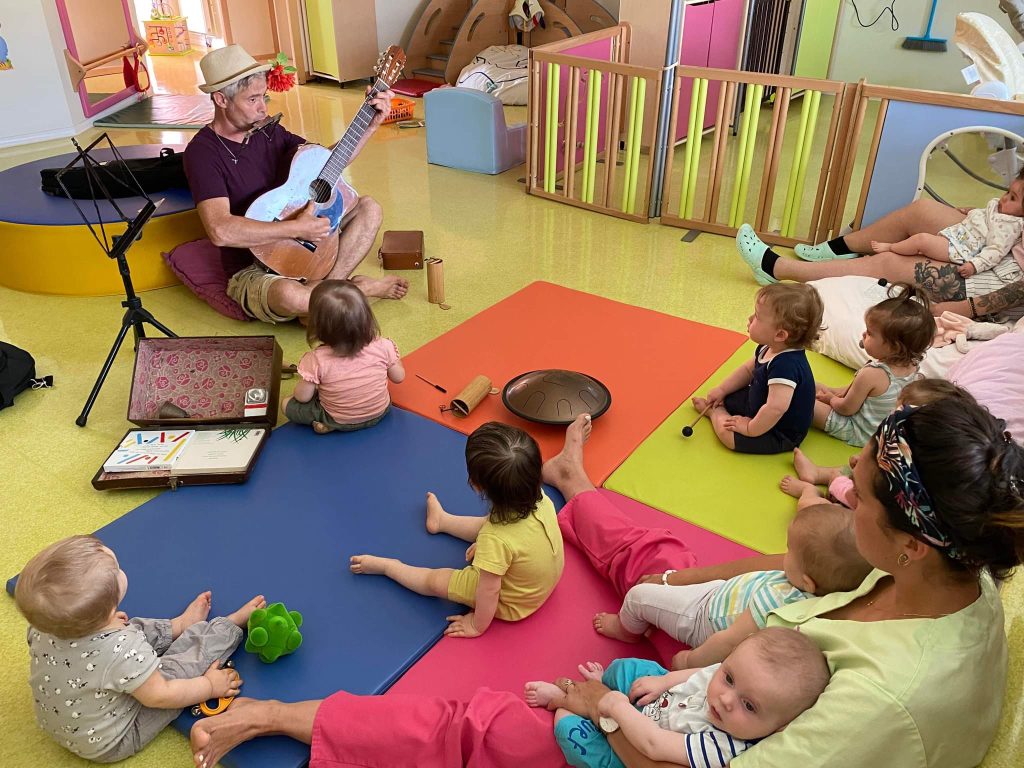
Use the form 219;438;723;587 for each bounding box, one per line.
183;122;306;270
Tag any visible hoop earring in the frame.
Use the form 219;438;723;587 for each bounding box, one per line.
897;553;910;567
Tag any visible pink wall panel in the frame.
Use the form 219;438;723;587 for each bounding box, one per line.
538;38;613;189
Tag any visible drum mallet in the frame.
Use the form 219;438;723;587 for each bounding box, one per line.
681;402;714;437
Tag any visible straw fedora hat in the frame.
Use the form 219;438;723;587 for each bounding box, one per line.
198;45;271;94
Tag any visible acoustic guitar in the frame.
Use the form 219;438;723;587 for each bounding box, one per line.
246;46;406;280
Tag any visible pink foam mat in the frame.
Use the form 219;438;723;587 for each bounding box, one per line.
386;490;755;707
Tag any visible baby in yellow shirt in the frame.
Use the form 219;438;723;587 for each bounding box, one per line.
351;422;565;637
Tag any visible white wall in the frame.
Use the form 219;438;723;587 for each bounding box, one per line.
0;0;77;147
0;0;143;148
829;0;1014;93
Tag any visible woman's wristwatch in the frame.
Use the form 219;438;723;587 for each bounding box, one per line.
661;569;677;586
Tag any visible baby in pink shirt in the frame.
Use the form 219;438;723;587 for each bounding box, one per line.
282;280;405;433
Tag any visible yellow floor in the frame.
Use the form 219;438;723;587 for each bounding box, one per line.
0;53;1020;768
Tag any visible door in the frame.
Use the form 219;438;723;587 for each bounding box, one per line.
218;0;280;60
304;0;339;79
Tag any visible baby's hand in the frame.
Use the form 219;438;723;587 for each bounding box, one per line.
722;415;750;435
465;542;477;562
203;661;242;699
115;611;129;625
957;262;977;277
629;675;668;706
444;612;482;638
706;387;726;406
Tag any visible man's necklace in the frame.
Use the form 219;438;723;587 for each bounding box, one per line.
209;125;241;165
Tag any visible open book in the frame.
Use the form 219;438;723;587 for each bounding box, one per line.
170;428;266;475
102;428;265;476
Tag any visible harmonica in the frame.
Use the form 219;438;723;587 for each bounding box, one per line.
243;112;284;144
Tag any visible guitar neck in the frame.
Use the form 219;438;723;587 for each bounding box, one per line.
317;79;390;186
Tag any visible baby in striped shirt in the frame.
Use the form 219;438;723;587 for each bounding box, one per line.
593;504;870;670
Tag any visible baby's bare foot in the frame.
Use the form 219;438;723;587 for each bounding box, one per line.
593;612;645;643
524;681;564;708
692;396;710;415
226;595;266;628
578;661;605;681
425;492;446;535
780;475;814;499
792;448;833;485
870;241;891;254
350;554;393;575
312;421;333;435
171;591;212;637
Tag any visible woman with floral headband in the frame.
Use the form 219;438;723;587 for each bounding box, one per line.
190;401;1024;768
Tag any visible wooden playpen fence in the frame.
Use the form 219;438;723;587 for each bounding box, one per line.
528;26;1024;240
659;67;854;247
527;24;667;223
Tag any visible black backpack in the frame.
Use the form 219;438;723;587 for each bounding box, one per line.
39;147;188;199
0;341;47;410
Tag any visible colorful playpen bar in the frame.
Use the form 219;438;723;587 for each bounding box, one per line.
528;24;662;223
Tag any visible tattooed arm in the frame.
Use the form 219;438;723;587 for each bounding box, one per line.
932;279;1024;319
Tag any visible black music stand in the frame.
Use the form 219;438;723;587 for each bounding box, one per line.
61;134;177;427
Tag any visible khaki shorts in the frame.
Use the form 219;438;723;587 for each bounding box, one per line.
285;395;389;432
226;263;298;324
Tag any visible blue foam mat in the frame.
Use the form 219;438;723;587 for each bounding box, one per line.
8;409;564;768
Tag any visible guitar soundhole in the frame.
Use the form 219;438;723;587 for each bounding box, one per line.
309;179;332;204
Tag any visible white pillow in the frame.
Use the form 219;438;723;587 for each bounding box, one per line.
808;277;887;370
807;276;979;379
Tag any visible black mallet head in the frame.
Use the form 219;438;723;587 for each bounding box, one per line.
681;425;694;437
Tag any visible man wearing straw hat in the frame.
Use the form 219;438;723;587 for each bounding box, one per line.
184;45;407;324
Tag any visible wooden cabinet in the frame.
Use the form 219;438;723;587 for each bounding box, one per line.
302;0;378;83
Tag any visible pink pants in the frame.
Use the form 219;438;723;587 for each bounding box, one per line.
310;490;697;767
829;476;857;509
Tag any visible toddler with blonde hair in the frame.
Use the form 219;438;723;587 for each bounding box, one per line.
15;535;264;762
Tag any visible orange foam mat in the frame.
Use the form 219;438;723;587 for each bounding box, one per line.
391;281;746;484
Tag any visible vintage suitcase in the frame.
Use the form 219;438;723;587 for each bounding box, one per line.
378;230;424;270
92;336;283;491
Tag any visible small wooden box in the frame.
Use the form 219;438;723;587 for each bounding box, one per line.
92;336;282;490
144;16;191;56
378;230;424;270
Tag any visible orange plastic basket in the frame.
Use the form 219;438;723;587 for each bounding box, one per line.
383;98;416;124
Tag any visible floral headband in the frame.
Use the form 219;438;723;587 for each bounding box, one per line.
874;407;962;560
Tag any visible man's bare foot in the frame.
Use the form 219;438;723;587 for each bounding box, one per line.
425;492;446;535
191;697;259;768
578;661;605;681
226;596;267;628
592;612;644;643
312;421;333;435
524;681;565;709
351;274;409;300
541;413;592;487
779;476;816;499
171;591;212;638
350;554;394;575
792;448;832;485
870;241;891;254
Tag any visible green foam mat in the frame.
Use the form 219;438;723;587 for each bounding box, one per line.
605;342;857;554
94;94;213;129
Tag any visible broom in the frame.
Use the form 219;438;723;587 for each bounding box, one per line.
902;0;947;52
